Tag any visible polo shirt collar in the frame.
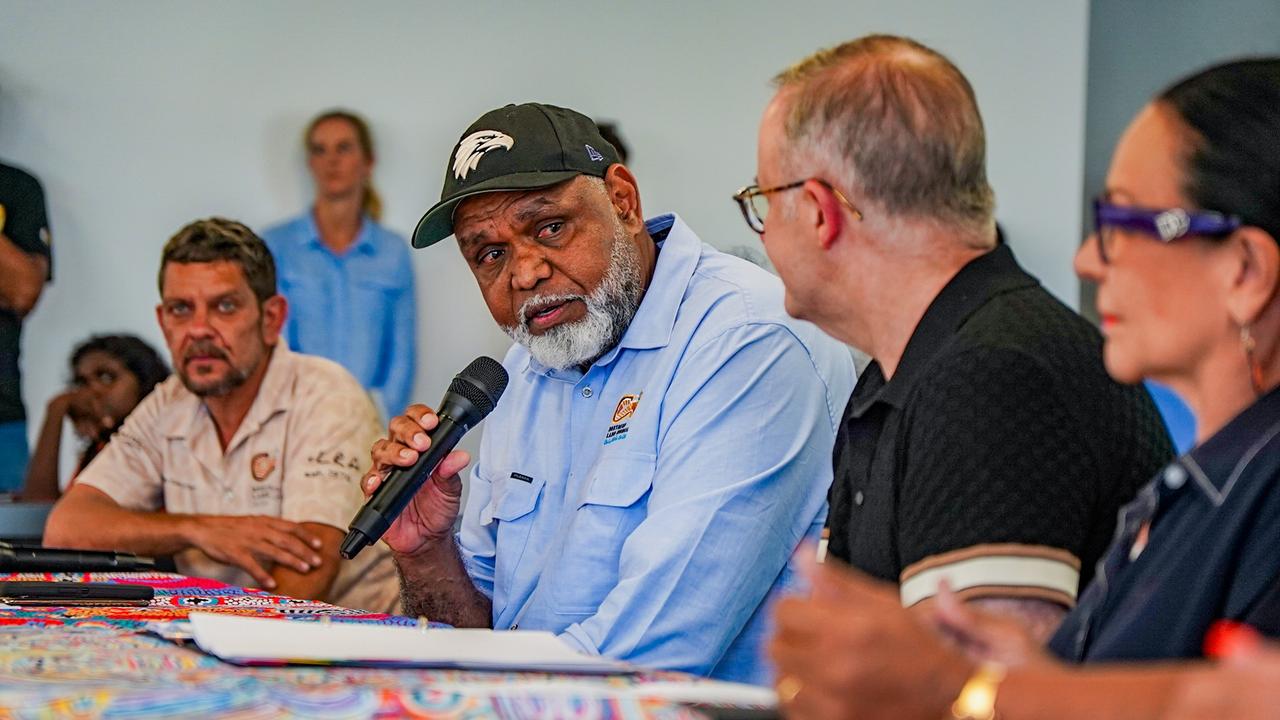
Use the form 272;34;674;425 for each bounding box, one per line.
304;209;377;255
163;344;293;443
1179;385;1280;499
851;239;1037;416
523;213;697;377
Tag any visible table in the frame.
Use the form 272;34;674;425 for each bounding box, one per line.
0;572;766;718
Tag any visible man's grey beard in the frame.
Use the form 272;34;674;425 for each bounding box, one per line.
502;227;645;371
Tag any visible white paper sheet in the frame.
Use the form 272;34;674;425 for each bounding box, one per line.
187;612;629;674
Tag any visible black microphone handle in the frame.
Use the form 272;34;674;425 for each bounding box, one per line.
341;412;470;559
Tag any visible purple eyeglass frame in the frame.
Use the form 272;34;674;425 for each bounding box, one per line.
1093;197;1241;263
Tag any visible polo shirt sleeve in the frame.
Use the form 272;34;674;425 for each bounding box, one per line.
279;369;383;530
557;322;841;677
74;387;166;510
895;347;1097;608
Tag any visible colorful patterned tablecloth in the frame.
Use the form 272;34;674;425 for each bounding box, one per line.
0;573;745;719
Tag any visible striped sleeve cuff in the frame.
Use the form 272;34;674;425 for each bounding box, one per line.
898;543;1081;608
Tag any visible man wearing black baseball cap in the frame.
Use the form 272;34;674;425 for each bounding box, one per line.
362;102;854;684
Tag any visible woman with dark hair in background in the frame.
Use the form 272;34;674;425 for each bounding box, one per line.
262;109;416;420
21;334;168;500
769;57;1280;720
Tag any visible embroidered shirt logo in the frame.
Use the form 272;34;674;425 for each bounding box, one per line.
452;130;515;180
250;453;276;481
605;393;641;445
584;144;605;162
612;394;641;423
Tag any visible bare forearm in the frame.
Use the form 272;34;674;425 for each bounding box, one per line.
21;407;66;500
998;662;1187;720
393;537;491;627
0;235;45;316
45;488;197;556
271;523;342;603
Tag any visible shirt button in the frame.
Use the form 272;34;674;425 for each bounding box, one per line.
854;491;865;506
581;387;593;398
224;490;234;501
1163;464;1187;490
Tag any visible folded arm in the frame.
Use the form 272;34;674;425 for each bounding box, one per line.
45;484;325;592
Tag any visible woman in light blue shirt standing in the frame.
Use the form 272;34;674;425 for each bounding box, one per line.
263;110;416;419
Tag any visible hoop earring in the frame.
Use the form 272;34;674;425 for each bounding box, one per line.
1241;324;1266;397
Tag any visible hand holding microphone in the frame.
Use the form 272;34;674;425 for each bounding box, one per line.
343;357;508;559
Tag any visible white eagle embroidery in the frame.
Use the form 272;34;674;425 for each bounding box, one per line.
452;130;515;180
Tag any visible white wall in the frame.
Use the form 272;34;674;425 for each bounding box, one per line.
0;0;1089;463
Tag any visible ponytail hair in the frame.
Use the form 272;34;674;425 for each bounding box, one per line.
304;109;383;222
1157;58;1280;243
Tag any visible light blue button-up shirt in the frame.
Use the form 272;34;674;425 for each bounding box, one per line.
263;212;417;418
457;214;854;685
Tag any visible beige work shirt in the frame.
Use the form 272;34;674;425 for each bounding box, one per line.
77;344;401;613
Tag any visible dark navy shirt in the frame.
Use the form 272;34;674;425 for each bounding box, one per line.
1050;385;1280;661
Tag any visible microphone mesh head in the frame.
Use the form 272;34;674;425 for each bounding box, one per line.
448;356;509;417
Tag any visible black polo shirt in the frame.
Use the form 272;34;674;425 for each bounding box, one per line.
1050;385;1280;662
829;243;1173;607
0;161;53;424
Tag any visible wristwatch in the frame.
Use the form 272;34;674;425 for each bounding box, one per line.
951;662;1007;720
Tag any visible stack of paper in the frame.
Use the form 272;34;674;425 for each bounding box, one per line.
187;612;630;674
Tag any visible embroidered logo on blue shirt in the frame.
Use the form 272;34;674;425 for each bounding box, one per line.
604;393;641;445
585;144;605;162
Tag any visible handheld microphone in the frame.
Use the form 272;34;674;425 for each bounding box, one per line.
340;356;508;559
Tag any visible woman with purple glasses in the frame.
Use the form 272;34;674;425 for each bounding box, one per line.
769;57;1280;720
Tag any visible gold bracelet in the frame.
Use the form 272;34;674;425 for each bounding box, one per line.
951;662;1007;720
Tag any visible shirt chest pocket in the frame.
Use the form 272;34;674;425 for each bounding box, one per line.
351;274;404;320
480;475;546;525
480;474;546;591
277;268;323;298
552;452;656;615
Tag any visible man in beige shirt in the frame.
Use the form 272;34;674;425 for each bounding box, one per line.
45;218;399;613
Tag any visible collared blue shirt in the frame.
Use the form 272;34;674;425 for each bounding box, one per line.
263;212;416;417
457;214;855;685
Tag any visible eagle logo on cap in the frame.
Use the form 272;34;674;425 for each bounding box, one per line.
453;130;515;181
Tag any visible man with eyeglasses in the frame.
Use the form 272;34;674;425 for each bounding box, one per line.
736;33;1174;665
361;103;854;685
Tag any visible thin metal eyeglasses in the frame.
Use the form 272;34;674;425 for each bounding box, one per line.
733;178;863;234
1092;194;1241;264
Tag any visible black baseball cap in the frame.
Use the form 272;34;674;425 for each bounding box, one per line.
412;103;621;248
